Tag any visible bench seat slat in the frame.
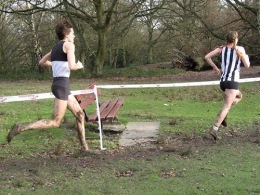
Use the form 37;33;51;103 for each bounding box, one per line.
87;101;110;122
106;98;125;120
100;99;118;120
75;84;124;124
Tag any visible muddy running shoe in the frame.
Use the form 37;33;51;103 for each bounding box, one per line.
75;149;101;157
209;130;220;140
82;149;101;155
79;149;101;155
221;117;228;127
7;123;21;143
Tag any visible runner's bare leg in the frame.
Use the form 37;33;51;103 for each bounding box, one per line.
67;95;88;150
25;99;66;130
7;98;67;142
214;89;239;127
232;90;242;106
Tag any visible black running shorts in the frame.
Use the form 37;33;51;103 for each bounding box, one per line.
220;81;238;92
51;77;71;100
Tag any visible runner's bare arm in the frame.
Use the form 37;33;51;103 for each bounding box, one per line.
236;47;250;68
204;47;222;75
39;52;52;66
65;42;83;70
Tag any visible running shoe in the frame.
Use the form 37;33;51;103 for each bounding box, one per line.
7;123;21;143
209;130;220;140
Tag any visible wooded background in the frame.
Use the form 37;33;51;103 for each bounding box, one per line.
0;0;259;76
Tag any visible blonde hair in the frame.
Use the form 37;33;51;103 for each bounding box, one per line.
226;31;238;49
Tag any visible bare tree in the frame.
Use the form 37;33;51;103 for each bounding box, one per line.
0;1;109;75
1;0;259;75
0;11;26;72
258;0;260;35
19;2;46;72
135;0;167;64
1;0;175;75
158;0;209;57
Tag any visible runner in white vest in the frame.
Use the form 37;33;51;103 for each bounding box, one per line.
7;20;94;153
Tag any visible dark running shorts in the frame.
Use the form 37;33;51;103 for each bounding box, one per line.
220;81;239;91
51;77;71;100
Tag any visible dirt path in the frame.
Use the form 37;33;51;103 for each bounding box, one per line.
103;65;260;83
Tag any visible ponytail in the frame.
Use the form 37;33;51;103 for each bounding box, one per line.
226;31;238;49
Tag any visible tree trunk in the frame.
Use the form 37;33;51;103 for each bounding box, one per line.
258;1;260;35
122;45;127;67
109;48;112;67
111;48;118;69
147;15;154;64
147;42;153;64
26;2;44;73
94;29;107;76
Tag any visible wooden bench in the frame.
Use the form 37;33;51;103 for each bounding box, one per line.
74;84;125;129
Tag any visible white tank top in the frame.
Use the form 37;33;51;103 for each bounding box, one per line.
51;41;70;78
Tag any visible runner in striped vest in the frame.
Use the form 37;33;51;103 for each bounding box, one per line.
204;31;250;140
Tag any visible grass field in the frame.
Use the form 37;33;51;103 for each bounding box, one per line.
0;75;259;194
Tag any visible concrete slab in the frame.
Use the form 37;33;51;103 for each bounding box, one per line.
119;122;160;147
102;122;126;133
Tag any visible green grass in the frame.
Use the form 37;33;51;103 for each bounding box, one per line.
1;142;260;194
0;64;183;81
0;79;259;194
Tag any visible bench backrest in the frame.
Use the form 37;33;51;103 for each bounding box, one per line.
75;84;101;109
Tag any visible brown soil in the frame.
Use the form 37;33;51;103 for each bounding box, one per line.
1;65;260;171
108;64;260;83
1;127;260;171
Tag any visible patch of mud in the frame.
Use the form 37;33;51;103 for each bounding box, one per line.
1;128;259;172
